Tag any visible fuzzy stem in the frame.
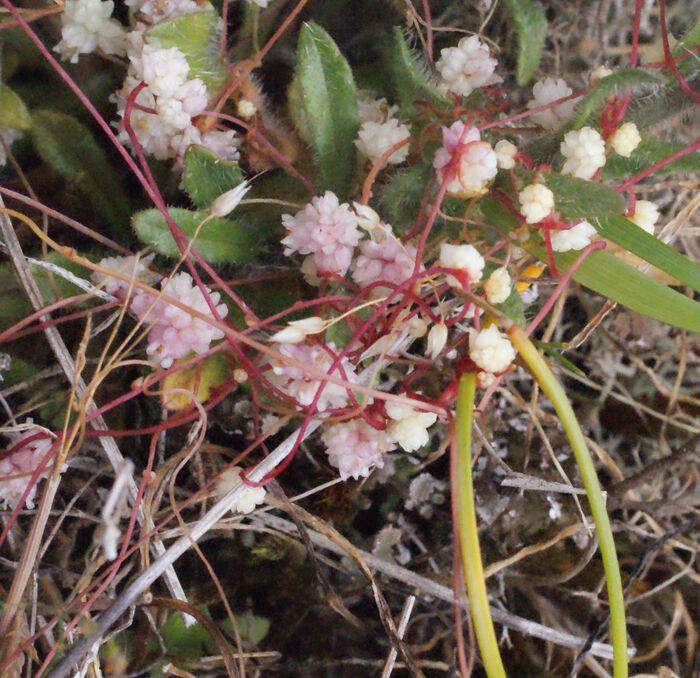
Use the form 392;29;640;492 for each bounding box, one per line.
508;326;628;678
453;372;506;678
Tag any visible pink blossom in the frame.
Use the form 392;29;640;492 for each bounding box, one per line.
351;227;417;296
267;341;358;412
321;418;395;480
0;424;55;508
433;121;481;170
130;272;228;368
281;192;361;276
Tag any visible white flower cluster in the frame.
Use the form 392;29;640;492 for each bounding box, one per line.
549;221;598;252
92;253;154;297
433;121;497;197
386;401;438;452
322;418;395;480
439;243;485;286
0;423;56;509
609;122;641;157
518;183;554;224
216;467;267;514
494;139;518;170
355;118;411;165
469;325;516;374
56;0;126;63
560;127;607;180
629;200;660;234
526;77;577;130
484;267;511;304
436;35;501;97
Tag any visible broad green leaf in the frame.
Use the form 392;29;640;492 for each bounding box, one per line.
495;290;526;327
182;145;245;209
572;68;665;129
160;612;214;659
220;614;270;645
602;136;700;179
132;207;258;263
30;110;130;236
593;215;700;294
0;84;31;130
0;356;39;389
544;175;626;220
295;22;358;197
146;9;227;91
383;28;452;115
502;0;548;85
479;196;700;332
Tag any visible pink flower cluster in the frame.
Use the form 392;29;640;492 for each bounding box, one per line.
267;341;358;412
0;424;55;508
322;418;395;480
130;272;228;369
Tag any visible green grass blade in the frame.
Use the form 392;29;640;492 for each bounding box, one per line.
501;0;548;85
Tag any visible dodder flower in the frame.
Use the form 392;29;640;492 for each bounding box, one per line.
56;0;126;63
549;221;597;252
629;200;660;234
439;243;485;285
322;419;395;480
484;267;511;304
0;423;55;509
281;192;361;276
469;325;516;373
355;119;411;165
609;122;641;157
436;36;501;97
519;184;555;224
560;127;606;180
386;401;437;452
130;272;228;369
526;78;577;130
216;467;267;514
92;254;153;297
268;341;358;412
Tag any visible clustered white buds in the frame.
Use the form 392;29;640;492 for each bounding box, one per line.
357;92;399;124
484;267;511;304
518;183;555;224
93;254;154;297
436;35;501;97
355;118;411;165
433;121;497;197
386;401;438;452
55;0;126;63
560;127;607;180
469;325;516;374
322;418;395;480
439;243;485;285
216;467;267;514
267;341;358;412
281;192;361;277
494;140;518;169
130;272;229;369
608;122;641;157
526;77;577;130
549;221;598;252
0;422;56;509
629;200;660;234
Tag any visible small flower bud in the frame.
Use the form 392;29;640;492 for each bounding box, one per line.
629;200;659;234
519;184;555;224
352;202;382;232
270;316;325;344
426;322;448;360
494;140;518;169
209;180;251;217
484;267;511;304
216;466;266;514
608;122;641;157
237;99;257;118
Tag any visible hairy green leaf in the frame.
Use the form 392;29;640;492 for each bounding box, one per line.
544;175;626;220
572;68;665;128
602;136;700;179
132;207;258;263
383;28;452;115
146;10;227;90
502;0;548;85
0;83;31;130
295;21;358;197
593;215;700;293
30;110;130;235
479;196;700;332
182;145;245;209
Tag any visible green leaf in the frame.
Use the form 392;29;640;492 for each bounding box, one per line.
220;614;270;645
544;174;626;220
593;215;700;294
601;136;700;179
295;22;359;197
146;9;228;91
678;11;700;50
495;290;526;327
501;0;548;85
0;83;31;130
182;145;245;209
571;68;665;129
132;207;258;263
160;612;213;659
30;110;130;235
383;28;453;116
479;196;700;332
